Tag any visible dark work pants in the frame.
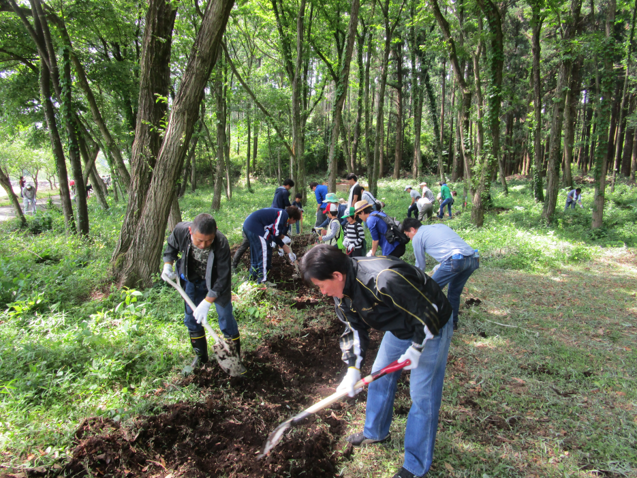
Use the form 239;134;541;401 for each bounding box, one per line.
232;231;250;268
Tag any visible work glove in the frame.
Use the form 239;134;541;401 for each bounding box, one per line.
366;249;374;257
398;326;434;370
288;252;297;263
282;235;292;245
193;299;212;324
336;367;362;397
270;241;277;248
278;249;285;257
347;243;355;253
162;263;177;281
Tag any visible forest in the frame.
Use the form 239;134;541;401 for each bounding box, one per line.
1;0;637;476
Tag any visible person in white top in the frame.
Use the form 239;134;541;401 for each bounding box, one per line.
565;188;583;211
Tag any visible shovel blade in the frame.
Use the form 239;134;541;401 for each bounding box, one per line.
212;343;246;377
258;419;293;459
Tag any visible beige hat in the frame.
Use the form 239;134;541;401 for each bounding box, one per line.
354;200;370;214
419;182;427;187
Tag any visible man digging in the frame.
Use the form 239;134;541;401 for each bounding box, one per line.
301;245;453;478
162;213;244;371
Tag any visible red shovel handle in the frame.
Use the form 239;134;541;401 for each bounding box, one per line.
360;359;409;386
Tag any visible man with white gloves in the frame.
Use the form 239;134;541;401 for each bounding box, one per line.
300;245;453;478
162;213;243;369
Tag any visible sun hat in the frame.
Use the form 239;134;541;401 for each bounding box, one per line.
354;200;370;215
419;182;427;187
322;192;339;203
341;206;356;219
326;202;339;213
404;185;412;191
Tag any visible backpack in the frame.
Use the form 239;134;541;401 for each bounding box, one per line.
372;212;410;246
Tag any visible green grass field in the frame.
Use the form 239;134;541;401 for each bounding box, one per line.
1;177;636;477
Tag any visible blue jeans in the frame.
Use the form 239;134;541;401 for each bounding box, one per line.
407;203;418;218
364;321;454;477
244;229;272;283
432;255;479;326
564;198;577;211
181;276;239;338
438;198;453;218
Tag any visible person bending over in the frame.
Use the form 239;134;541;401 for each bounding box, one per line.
301;245;453;478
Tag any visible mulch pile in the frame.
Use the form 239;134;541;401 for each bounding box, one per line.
44;234;383;478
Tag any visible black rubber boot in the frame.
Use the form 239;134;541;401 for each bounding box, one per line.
189;332;209;368
227;335;241;358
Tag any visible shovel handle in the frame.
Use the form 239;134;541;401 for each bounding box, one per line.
162;274;230;353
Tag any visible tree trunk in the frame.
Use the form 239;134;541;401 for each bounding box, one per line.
253;120;259;174
246;108;252;190
592;0;616;229
212;61;226;211
327;0;360;191
611;0;637;191
111;0;234;288
563;60;582;188
392;41;404;180
0;168;27;226
167;197;182;231
530;0;544;202
631;126;637;182
363;18;373;176
622;126;634;176
351;22;367;174
111;0;178;268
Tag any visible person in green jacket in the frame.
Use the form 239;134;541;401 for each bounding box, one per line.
437;182;453;219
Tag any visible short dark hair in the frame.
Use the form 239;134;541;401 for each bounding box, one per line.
346;173;357;181
192;213;217;235
402;217;422;233
283;178;295;187
309;181;319;189
301;244;347;282
286;206;302;221
575;188;581;193
295;193;303;199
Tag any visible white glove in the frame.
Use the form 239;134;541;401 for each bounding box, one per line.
270;242;277;248
347;243;355;252
288;252;297;263
193;299;212;324
162;263;177;281
336;367;362;397
366;249;374;257
278;249;285;257
398;346;422;370
282;236;292;245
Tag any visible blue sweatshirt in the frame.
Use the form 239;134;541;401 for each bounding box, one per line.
314;185;328;210
272;186;291;209
366;211;399;256
243;208;289;247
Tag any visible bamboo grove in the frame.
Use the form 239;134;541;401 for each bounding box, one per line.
1;0;636;285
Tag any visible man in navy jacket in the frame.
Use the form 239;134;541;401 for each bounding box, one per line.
271;179;294;209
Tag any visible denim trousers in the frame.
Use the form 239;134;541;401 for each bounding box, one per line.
438;198;453;218
431;255;479;325
564;198;576;210
407;203;419;218
244;229;272;283
181;276;239;338
364;321;454;477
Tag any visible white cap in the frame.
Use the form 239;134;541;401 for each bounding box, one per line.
404;186;412;191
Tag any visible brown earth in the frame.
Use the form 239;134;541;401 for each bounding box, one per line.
47;234;389;478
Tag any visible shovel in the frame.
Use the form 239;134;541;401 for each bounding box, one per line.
258;358;411;458
162;274;246;377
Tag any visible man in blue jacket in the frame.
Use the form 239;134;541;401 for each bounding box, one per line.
354;200;406;258
242;206;302;283
309;181;329;227
272;179;294;209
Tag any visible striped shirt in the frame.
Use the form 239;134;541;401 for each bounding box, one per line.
343;221;365;250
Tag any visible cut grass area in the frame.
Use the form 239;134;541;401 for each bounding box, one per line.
0;176;636;476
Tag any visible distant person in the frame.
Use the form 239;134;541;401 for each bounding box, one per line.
272;178;294;209
417;182;435;221
437;181;453;219
291;193;304;234
22;183;37;214
361;187;384;211
69;180;76;201
341;206;366;256
19;176;25;197
162;214;244;369
346;173;362;208
309;181;329;227
242;206;300;283
402;218;479;330
354;200;406;258
404;185;421;218
86;183;93;198
564;188;583;210
320;203;343;249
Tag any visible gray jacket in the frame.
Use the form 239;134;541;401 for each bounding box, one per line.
23;186;36;200
163;222;233;306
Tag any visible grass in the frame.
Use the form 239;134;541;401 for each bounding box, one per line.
0;175;636;476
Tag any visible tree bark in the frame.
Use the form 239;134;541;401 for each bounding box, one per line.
563;60;582;188
327;0;360;191
213;62;226;211
0;168;26;226
111;0;177;269
111;0;234;288
631;126;637;182
392;40;404;180
246;107;252;190
529;0;544;202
